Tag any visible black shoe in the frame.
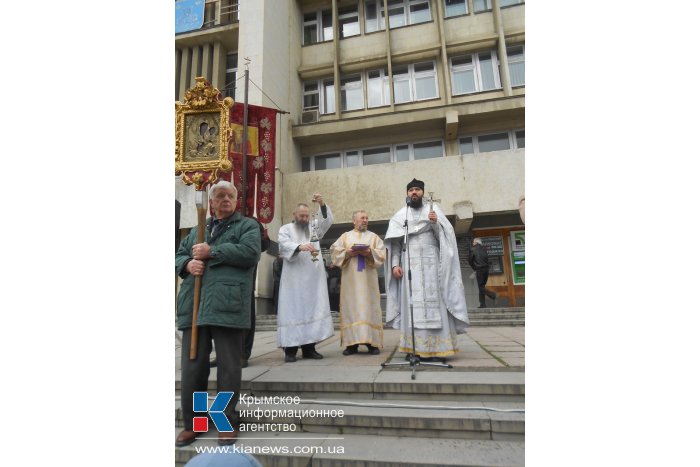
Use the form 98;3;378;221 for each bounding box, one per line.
342;345;359;356
284;354;297;363
368;346;380;355
302;351;324;359
478;304;487;308
405;353;420;361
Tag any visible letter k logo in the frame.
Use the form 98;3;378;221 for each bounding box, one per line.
192;391;235;432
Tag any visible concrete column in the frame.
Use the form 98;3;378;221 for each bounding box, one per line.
175;49;182;101
191;46;202;82
178;47;192;100
492;0;512;96
332;0;341;118
201;43;212;84
384;0;395;111
434;0;452;105
211;41;226;91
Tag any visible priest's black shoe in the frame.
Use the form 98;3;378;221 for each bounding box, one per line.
342;345;359;356
367;345;380;355
303;351;324;359
284;354;297;363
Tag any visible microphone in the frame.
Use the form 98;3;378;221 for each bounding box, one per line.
405;196;411;205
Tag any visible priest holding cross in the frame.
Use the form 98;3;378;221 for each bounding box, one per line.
384;179;469;360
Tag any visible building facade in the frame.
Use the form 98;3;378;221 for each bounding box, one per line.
175;0;525;311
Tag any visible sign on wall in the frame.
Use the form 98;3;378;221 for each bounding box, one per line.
480;236;504;256
176;0;205;34
510;230;525;284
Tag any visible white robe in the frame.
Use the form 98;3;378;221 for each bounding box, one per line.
276;205;335;348
384;203;469;357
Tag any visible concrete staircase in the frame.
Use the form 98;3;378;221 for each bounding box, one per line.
175;367;524;466
254;307;525;332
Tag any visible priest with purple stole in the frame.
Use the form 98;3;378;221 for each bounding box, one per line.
330;210;386;355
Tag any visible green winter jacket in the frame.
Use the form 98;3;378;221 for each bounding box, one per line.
175;212;261;330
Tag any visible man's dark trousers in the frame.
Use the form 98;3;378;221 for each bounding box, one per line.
181;326;244;431
476;270;496;306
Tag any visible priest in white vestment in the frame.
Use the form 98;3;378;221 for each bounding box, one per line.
384;179;469;359
277;194;334;362
330;210;385;355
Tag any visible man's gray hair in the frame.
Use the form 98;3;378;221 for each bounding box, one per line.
208;180;237;198
294;203;310;212
473;237;483;245
352;210;367;220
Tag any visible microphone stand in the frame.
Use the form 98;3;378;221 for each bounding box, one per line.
382;198;452;379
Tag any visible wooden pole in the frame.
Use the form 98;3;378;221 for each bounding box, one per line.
190;193;208;360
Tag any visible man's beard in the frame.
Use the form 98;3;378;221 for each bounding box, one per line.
409;197;423;209
356;225;367;231
294;220;309;230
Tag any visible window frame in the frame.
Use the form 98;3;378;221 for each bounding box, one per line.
507;45;525;87
365;0;432;31
340;73;364;111
393;61;439;104
303;139;446;172
366;68;391;108
458;129;524;155
302;78;336;114
444;0;468;18
302;9;334;45
450;51;501;95
338;4;360;39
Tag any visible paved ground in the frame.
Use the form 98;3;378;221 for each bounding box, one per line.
175;325;525;374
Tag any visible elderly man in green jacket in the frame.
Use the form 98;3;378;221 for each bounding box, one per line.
175;180;261;447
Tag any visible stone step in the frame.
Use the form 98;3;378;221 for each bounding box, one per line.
175;398;524;442
254;309;525;330
176;368;524;403
175;430;525;467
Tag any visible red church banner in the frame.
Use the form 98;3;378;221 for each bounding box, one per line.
224;103;277;224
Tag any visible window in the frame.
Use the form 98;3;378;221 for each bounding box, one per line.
303;139;447;171
338;5;360;38
395;144;410;161
450;51;501;95
303;10;333;45
367;68;391;107
365;0;431;31
224;52;237;99
459;130;523;155
477;132;511;152
459;136;474;154
473;0;491;12
507;45;525;86
315;153;341;170
413;62;438;100
303;82;319;111
341;75;363;111
444;0;468;17
363;146;391;165
302;79;335;114
393;61;438;104
501;0;524;7
413;141;443;160
346;150;360;167
323;79;335;114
